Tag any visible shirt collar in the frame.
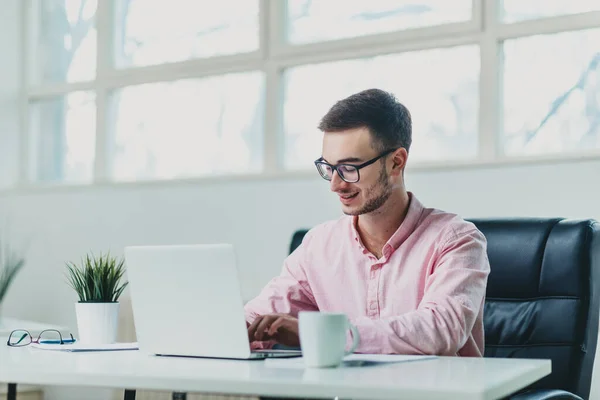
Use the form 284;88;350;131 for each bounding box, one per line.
386;192;424;250
350;191;424;252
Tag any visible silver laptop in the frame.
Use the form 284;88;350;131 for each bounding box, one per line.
124;243;302;359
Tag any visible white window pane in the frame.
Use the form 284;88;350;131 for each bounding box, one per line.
502;0;600;23
283;46;480;169
34;0;97;83
503;29;600;156
110;73;265;181
30;92;96;183
115;0;259;68
287;0;472;44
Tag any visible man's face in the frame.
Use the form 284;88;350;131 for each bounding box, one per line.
320;127;396;216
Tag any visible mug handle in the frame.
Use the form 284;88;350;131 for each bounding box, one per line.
344;324;360;355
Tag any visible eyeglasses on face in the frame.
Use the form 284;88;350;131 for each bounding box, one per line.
314;148;397;183
6;329;75;347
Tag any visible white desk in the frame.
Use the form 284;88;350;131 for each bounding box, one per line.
0;318;70;400
0;346;550;400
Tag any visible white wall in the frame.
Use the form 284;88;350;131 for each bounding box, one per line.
1;158;599;329
0;176;338;322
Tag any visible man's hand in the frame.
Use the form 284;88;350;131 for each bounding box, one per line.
247;314;300;348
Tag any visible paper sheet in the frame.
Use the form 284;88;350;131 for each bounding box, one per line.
30;342;139;352
264;353;437;368
345;354;437;363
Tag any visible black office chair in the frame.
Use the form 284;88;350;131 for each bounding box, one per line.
289;218;600;400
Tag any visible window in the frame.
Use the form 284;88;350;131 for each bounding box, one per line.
19;1;600;188
114;0;259;68
33;0;97;83
286;0;473;44
503;28;600;156
284;45;480;169
29;92;96;183
110;72;265;181
501;0;600;23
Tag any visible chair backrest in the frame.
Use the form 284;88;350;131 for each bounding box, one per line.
288;218;600;399
471;218;599;398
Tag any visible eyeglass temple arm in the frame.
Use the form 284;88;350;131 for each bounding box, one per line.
52;332;75;344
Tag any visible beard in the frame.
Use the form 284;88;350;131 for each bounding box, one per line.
343;166;393;216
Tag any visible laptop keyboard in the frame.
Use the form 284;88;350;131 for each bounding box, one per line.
252;349;302;358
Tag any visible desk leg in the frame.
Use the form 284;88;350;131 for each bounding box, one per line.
124;389;136;400
7;383;16;400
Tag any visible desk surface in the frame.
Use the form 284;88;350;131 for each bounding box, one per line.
0;346;551;400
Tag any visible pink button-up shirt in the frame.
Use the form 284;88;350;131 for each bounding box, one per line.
244;193;490;356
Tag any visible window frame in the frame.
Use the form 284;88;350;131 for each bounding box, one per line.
15;0;600;190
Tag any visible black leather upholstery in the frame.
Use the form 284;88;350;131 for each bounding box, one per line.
511;389;583;400
289;218;600;399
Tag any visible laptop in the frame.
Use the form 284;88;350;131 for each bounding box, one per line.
124;243;302;360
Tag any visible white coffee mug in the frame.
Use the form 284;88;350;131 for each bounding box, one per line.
298;311;360;368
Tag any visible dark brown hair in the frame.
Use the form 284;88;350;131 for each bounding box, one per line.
318;88;412;153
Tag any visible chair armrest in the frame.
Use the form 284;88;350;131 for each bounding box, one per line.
511;389;583;400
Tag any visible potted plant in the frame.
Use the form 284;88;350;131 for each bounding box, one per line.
0;237;25;320
65;252;128;344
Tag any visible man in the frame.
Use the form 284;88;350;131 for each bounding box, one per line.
245;88;490;356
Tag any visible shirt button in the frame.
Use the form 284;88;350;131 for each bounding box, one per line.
370;303;377;310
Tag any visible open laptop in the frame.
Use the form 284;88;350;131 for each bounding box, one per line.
124;243;302;360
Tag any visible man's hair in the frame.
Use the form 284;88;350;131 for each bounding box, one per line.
318;88;412;153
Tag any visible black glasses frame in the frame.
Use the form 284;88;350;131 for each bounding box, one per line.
314;148;397;183
6;329;75;347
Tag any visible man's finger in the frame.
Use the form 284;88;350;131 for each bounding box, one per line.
247;316;263;341
267;317;285;336
254;315;276;341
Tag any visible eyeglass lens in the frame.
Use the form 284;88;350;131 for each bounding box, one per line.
317;163;359;182
7;330;32;346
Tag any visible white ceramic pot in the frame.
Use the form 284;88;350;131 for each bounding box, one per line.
75;302;119;344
